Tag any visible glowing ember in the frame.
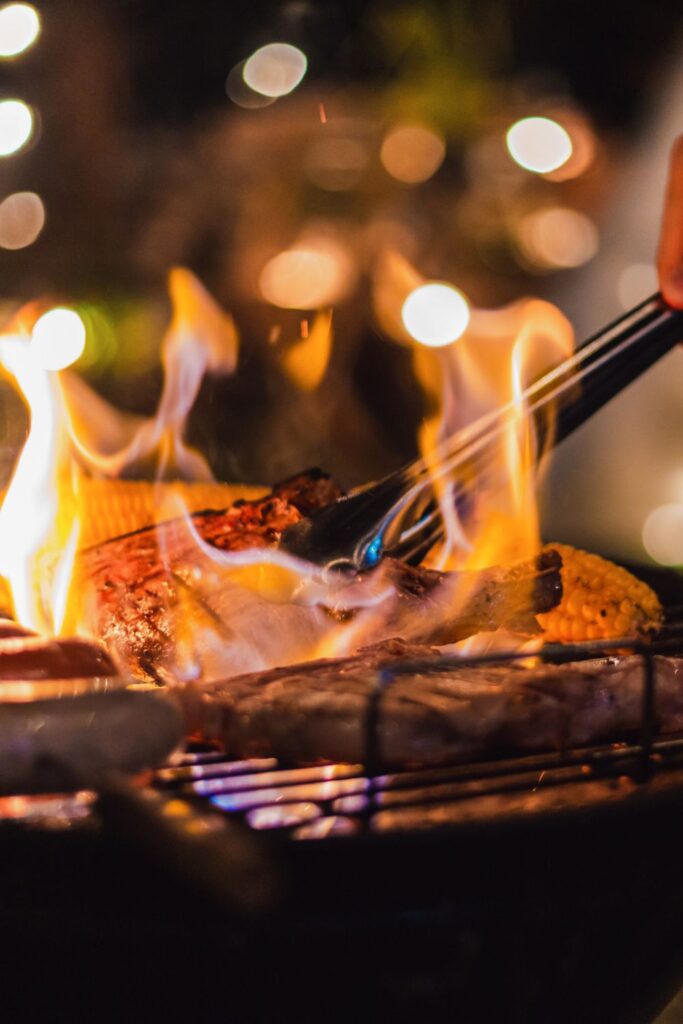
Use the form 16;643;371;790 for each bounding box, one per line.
506;116;572;174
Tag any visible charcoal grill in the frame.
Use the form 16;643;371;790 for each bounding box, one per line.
4;581;683;1022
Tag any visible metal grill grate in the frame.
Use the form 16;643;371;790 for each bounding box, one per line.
151;624;683;838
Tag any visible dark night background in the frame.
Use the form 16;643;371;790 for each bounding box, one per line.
0;0;681;558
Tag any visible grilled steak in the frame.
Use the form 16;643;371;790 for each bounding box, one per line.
80;466;562;683
269;468;344;516
185;641;683;767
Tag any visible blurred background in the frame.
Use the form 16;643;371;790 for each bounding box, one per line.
0;0;682;565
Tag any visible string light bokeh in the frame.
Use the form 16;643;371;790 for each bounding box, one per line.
0;0;680;565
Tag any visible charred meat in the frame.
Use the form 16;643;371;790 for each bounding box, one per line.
184;640;683;768
80;468;562;682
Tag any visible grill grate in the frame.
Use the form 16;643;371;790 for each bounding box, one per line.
151;625;683;838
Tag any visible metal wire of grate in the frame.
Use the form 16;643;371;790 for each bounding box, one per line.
152;625;683;840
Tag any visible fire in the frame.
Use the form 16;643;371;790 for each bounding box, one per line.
0;307;83;631
0;268;239;634
0;250;575;681
374;248;573;650
417;299;574;573
63;267;239;482
280;309;333;391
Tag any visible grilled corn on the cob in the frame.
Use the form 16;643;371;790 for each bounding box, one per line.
536;543;662;642
66;479;267;548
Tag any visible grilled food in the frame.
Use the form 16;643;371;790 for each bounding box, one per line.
79;472;563;683
183;640;683;767
536;544;662;642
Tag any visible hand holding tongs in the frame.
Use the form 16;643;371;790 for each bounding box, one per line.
280;294;683;570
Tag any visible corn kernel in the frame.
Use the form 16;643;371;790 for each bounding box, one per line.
61;480;268;548
536;543;662;644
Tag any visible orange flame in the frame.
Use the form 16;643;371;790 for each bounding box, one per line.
0;268;240;634
280;309;333;391
0;250;574;682
0;315;82;632
373;249;574;652
64;268;239;481
415;299;574;573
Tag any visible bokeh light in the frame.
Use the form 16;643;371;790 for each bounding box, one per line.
516;206;598;269
0;190;44;249
226;61;277;109
259;240;354;309
0;3;40;58
642;504;683;565
543;112;597;181
32;308;87;371
506;116;573;174
0;98;33;156
380;124;446;184
243;43;307;98
401;283;470;347
617;263;658;310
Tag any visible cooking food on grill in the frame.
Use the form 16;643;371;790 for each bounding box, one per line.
0;634;116;681
75;467;665;685
183;640;683;768
536;544;662;642
79;469;566;682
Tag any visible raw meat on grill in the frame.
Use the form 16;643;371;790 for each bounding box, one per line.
183;640;683;767
79;468;562;682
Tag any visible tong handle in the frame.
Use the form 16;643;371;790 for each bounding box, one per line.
280;295;683;569
538;294;683;448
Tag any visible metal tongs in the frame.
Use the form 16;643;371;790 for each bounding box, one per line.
280;294;683;570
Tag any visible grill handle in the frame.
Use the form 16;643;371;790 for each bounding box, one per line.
97;776;280;916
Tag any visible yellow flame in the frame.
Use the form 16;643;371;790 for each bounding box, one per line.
64;267;239;482
51;514;80;634
0;269;240;635
373;247;574;599
281;309;333;390
0;319;82;632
